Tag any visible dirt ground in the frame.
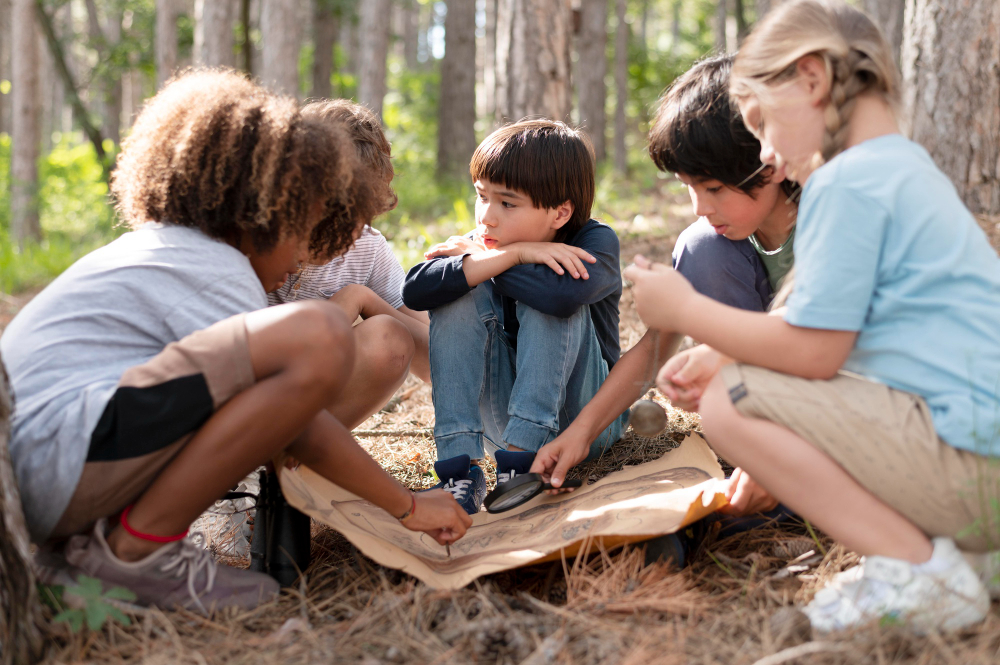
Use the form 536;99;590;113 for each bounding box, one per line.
10;205;1000;664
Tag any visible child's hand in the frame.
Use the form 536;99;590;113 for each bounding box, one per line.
530;429;591;494
622;254;697;330
719;467;779;516
656;345;727;412
424;236;486;259
513;242;596;279
402;489;474;545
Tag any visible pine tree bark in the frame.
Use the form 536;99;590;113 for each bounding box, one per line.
495;0;573;123
438;0;477;180
755;0;771;20
612;0;627;173
577;0;608;162
0;355;43;665
715;0;727;52
357;0;391;118
312;0;338;99
0;0;9;135
901;0;1000;214
11;0;41;246
195;0;237;68
483;0;497;122
862;0;904;66
403;0;420;69
156;0;180;87
260;0;303;97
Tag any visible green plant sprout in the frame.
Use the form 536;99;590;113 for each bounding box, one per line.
49;575;137;633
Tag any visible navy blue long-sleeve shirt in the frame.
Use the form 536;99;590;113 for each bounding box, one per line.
402;219;623;368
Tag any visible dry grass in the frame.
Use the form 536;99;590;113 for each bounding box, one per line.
23;205;1000;663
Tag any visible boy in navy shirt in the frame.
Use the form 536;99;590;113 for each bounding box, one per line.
403;120;626;514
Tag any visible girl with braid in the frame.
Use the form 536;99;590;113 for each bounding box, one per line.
624;0;1000;633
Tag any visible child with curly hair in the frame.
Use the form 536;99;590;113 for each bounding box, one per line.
0;70;470;613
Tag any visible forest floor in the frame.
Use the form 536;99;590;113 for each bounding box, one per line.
15;199;1000;664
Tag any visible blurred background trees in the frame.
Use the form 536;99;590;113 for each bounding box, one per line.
0;0;997;294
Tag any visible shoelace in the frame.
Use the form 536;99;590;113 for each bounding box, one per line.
497;468;518;485
442;478;473;501
158;533;218;615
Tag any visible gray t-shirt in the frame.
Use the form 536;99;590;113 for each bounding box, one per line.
0;223;267;542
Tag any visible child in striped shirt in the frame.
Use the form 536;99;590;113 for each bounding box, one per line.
270;101;430;428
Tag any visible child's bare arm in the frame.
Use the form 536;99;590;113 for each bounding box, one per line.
624;255;856;380
530;330;681;488
460;243;596;287
287;410;471;544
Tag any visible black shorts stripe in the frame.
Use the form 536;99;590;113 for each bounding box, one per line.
87;374;214;462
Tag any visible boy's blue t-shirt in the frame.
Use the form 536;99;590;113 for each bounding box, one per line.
786;134;1000;455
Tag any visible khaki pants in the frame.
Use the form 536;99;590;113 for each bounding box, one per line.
51;314;256;540
720;364;1000;552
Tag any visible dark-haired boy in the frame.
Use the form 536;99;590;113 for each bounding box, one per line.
530;55;798;541
402;120;626;514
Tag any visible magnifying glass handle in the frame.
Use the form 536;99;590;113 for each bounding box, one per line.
541;478;583;491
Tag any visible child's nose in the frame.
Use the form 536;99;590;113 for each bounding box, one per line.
691;192;713;217
759;141;776;166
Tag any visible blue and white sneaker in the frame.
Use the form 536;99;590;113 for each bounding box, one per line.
494;449;536;485
431;454;487;515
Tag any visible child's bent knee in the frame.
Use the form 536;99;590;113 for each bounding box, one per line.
699;373;740;437
358;315;415;373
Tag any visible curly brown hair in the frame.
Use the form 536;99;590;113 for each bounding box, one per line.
111;69;380;261
301;99;398;215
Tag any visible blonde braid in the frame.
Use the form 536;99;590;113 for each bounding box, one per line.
821;47;886;163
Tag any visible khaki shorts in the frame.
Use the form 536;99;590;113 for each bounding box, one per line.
50;314;256;540
719;364;1000;552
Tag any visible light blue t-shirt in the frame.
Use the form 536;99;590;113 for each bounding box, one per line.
785;135;1000;455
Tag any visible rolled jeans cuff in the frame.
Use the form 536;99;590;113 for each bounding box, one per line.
502;416;558;453
434;432;486;461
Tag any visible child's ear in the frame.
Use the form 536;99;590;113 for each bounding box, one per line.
549;200;575;230
796;55;831;107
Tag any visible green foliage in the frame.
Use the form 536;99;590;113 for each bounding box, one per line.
0;134;122;294
48;576;136;633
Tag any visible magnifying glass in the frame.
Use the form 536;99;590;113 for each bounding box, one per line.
483;473;583;513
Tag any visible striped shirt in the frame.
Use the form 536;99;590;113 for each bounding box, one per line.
268;227;406;308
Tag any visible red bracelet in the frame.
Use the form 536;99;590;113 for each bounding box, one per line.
119;505;189;543
397;492;417;523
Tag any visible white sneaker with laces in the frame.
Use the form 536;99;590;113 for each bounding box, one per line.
803;537;989;634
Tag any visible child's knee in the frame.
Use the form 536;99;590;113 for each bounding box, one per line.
699;373;741;441
286;300;354;377
358;315;414;378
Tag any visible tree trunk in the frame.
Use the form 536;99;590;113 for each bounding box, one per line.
577;0;607;161
495;0;573;123
103;9;122;145
0;0;10;135
357;0;390;118
670;0;680;54
482;0;497;122
156;0;180;87
0;356;44;665
240;0;253;75
612;0;627;174
403;0;419;69
11;0;41;246
734;0;748;43
901;0;1000;214
863;0;904;67
196;0;237;68
312;0;338;99
260;0;303;97
715;0;727;52
438;0;477;180
755;0;771;21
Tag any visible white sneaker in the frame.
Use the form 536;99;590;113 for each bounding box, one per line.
803;538;990;634
962;549;1000;600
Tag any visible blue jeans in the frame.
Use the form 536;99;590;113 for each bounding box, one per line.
429;282;626;460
